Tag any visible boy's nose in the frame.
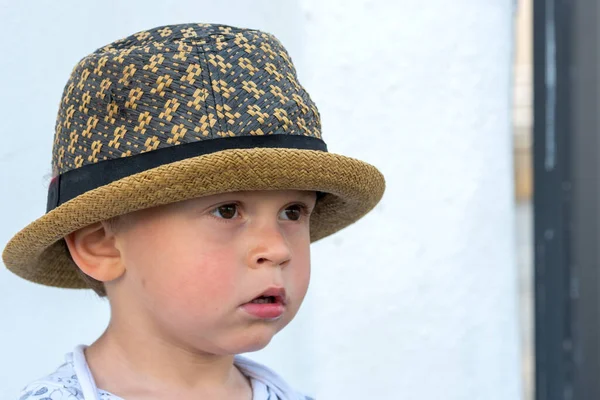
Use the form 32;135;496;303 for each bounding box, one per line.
246;224;292;269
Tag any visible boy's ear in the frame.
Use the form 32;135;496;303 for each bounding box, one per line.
64;222;124;283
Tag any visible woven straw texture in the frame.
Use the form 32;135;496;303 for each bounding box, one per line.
2;23;385;290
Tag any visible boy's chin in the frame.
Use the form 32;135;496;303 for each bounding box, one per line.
218;324;284;355
233;330;278;353
238;340;272;354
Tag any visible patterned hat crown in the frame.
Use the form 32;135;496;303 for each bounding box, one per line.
49;23;323;209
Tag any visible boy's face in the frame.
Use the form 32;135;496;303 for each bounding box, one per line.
104;190;316;355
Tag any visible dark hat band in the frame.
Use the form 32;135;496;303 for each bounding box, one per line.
47;134;327;212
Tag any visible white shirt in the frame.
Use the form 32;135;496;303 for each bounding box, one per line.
17;345;312;400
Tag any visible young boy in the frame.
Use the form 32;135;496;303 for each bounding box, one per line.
3;23;385;399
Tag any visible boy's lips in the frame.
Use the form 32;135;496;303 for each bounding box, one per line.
240;287;287;320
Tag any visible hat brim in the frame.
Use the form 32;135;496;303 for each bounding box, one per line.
2;147;385;289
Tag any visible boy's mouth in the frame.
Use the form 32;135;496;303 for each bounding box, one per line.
240;287;287;320
248;287;287;305
251;296;278;304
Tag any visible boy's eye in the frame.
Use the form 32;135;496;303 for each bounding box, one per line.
280;204;306;221
211;204;238;219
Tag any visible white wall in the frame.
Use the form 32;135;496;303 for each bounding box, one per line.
303;1;520;398
0;1;520;399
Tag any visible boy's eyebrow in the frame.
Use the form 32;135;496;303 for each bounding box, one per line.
294;191;319;201
194;191;318;204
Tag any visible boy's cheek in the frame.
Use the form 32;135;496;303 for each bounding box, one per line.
143;253;240;304
294;267;311;303
283;258;311;306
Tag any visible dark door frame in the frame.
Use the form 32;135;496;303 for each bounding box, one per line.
534;0;600;399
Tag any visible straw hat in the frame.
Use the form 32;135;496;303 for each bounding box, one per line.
2;23;385;290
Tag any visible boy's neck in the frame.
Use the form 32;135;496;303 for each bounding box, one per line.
84;321;252;399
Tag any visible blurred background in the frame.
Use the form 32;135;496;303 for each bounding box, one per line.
514;0;534;399
1;0;585;399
